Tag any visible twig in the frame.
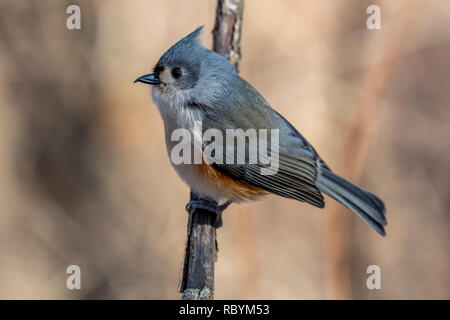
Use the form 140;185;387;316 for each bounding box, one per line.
179;0;244;300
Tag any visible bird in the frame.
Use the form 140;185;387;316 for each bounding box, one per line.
134;26;387;236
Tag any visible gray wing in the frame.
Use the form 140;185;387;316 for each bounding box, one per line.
198;76;326;207
212;149;325;207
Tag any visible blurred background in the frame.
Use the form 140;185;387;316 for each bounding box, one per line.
0;0;448;299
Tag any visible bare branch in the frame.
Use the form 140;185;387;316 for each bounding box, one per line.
179;0;244;300
213;0;244;71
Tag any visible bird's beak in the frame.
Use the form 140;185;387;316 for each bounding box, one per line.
134;73;161;85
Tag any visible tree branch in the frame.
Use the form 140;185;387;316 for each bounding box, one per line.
179;0;244;300
213;0;244;72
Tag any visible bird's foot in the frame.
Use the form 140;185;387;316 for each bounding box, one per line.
186;199;232;228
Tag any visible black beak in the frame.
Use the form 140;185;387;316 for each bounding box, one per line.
134;73;161;85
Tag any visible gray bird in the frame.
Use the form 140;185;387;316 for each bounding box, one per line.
135;26;387;236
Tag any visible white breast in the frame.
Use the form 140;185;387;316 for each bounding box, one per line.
152;87;227;202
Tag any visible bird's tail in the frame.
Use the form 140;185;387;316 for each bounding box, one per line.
317;168;387;236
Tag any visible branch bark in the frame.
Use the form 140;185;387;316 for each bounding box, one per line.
179;0;244;300
212;0;244;72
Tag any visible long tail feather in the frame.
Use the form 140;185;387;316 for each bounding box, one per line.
317;169;387;236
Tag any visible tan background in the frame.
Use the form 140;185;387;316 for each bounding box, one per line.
0;0;448;299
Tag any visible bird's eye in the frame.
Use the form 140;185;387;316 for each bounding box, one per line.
171;67;182;79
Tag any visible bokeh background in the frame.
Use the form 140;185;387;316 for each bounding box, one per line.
0;0;448;299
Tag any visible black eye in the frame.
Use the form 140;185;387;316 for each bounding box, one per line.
171;67;182;79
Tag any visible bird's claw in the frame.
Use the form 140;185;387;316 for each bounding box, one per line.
185;199;232;228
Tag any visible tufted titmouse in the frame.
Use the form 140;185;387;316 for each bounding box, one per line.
135;27;387;235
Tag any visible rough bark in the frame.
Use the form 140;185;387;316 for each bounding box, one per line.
179;0;244;300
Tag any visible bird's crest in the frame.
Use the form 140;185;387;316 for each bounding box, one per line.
158;26;205;66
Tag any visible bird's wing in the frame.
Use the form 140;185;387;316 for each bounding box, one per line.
212;149;324;207
198;77;325;207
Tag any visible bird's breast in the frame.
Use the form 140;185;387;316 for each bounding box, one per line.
170;160;267;203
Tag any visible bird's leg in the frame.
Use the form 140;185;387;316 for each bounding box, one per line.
186;199;232;228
